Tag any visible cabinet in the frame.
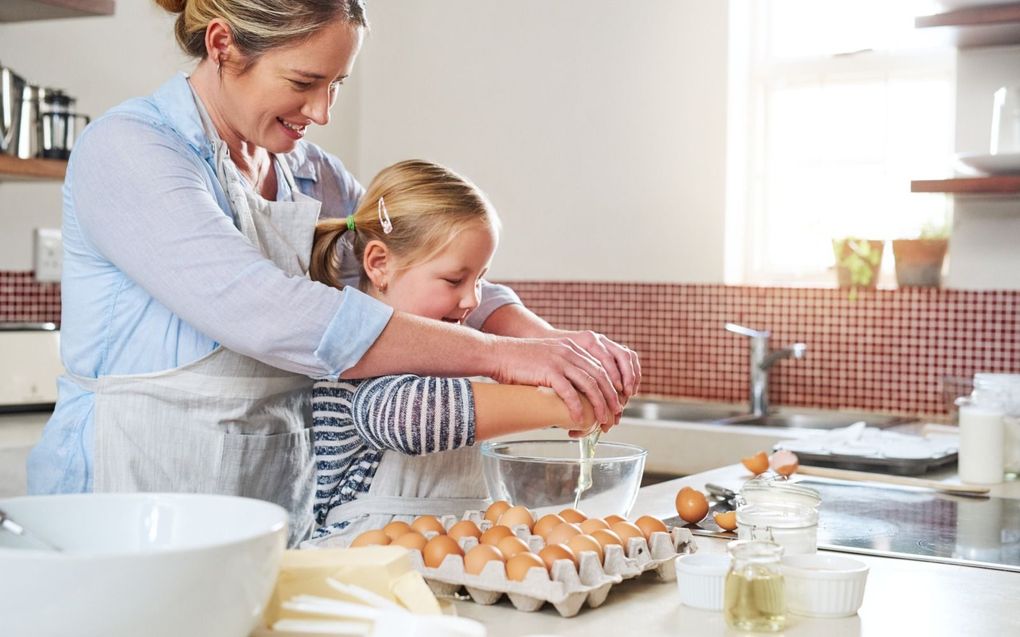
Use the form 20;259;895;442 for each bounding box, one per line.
0;0;114;182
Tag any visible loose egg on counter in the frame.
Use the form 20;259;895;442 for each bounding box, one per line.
464;544;506;576
350;529;392;547
590;528;624;550
675;487;710;524
496;536;531;559
713;510;738;531
538;543;578;571
533;513;565;539
411;515;446;535
382;521;413;541
545;522;582;547
579;518;610;534
422;535;464;568
484;500;512;523
559;508;587;523
604;514;625;526
741;451;770;475
479;525;514;546
634;515;668;539
447;520;482;541
609;520;644;544
497;505;535;531
392;531;428;551
506;552;546;582
566;534;604;563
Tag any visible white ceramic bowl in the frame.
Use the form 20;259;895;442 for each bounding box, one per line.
0;493;287;637
674;552;730;611
781;553;869;618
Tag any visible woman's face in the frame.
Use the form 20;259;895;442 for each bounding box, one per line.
220;19;363;153
377;222;498;324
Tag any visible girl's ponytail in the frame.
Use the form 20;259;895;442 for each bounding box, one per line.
309;218;349;289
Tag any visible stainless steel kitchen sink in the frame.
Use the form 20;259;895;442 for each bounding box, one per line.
621;398;746;423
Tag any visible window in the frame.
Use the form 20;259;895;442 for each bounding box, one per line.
726;0;955;285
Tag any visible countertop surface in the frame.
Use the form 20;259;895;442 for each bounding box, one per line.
452;464;1020;637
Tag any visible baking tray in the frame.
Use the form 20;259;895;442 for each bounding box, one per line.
776;447;958;476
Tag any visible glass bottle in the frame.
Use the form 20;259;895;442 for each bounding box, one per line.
724;540;786;633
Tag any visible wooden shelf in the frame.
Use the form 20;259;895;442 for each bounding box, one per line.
0;155;67;182
0;0;114;22
915;2;1020;47
911;175;1020;194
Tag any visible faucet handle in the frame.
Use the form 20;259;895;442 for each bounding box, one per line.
724;322;770;339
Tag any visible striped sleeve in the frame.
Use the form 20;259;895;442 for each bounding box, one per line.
350;374;476;455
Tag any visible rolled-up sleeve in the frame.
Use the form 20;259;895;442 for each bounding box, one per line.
464;280;522;330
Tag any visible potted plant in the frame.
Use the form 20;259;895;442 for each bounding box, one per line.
892;222;950;288
832;237;884;292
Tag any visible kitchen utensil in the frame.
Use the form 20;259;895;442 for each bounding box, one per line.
0;507;62;551
480;440;646;519
0;63;28;155
781;553;868;618
0;493;287;637
674;553;729;611
796;465;990;496
39;89;89;159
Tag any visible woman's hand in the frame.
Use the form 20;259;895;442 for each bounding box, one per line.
543;329;642;402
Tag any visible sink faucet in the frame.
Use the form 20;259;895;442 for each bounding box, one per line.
725;323;807;417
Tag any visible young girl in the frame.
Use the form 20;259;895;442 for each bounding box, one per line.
306;160;597;542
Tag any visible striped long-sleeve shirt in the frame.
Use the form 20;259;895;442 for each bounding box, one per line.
311;374;476;528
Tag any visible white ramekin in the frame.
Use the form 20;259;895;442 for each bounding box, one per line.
674;553;730;611
781;553;869;618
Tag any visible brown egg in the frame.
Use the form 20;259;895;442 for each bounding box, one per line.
350;529;391;547
545;522;582;547
538;543;578;571
506;552;546;582
497;505;535;531
447;520;482;541
634;515;668;539
484;500;512;523
422;534;463;568
610;520;644;544
579;518;610;534
713;510;738;531
411;515;446;535
382;521;413;541
566;534;604;563
463;544;505;575
496;535;531;559
741;451;770;476
532;513;566;539
604;514;625;526
590;528;624;550
392;531;428;551
559;508;587;523
479;525;514;546
675;487;710;524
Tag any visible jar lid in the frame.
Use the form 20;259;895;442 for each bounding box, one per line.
740;477;821;508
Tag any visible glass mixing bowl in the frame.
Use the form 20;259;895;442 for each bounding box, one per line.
479;439;647;519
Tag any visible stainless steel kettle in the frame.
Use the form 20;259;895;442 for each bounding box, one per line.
0;62;28;155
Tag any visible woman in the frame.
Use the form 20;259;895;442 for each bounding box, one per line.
26;0;639;545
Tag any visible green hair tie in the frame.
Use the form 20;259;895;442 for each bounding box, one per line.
346;215;356;232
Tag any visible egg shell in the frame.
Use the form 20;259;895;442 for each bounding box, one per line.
533;513;566;538
497;505;535;531
382;521;413;541
714;510;738;531
538;543;578;571
741;451;770;475
351;529;392;547
448;520;482;541
609;520;644;543
559;508;587;523
770;449;800;476
566;534;604;563
545;522;583;547
392;531;428;551
411;515;446;535
590;528;624;549
422;534;464;568
675;488;710;524
506;552;546;582
479;525;514;546
603;514;625;526
484;500;512;523
634;515;668;539
579;518;610;534
463;544;506;575
496;535;531;559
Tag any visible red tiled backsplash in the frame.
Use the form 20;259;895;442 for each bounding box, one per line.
3;271;1018;417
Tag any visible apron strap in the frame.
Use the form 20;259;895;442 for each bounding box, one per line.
64;371;98;393
326;495;491;521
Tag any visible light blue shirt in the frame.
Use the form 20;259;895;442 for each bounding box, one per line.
27;73;520;495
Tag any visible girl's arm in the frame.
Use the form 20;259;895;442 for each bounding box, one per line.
471;382;596;441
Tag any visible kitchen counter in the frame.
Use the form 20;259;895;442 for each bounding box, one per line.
452;464;1020;637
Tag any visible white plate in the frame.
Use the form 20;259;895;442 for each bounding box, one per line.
955;152;1020;176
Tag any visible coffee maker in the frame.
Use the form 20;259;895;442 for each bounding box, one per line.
0;61;89;160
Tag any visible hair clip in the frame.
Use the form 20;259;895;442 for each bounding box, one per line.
378;196;393;235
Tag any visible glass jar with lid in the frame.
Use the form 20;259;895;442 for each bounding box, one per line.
724;540;786;633
736;477;821;555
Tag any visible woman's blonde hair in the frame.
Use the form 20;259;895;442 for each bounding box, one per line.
154;0;368;65
311;160;501;291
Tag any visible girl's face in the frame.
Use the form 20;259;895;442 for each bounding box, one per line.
373;222;497;324
219;20;363;154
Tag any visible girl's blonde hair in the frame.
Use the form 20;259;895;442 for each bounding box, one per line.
154;0;368;65
311;160;501;291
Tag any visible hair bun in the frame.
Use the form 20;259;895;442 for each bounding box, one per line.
153;0;187;13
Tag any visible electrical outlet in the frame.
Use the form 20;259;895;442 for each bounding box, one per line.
33;228;63;283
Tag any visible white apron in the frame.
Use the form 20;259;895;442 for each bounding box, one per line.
71;92;322;546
